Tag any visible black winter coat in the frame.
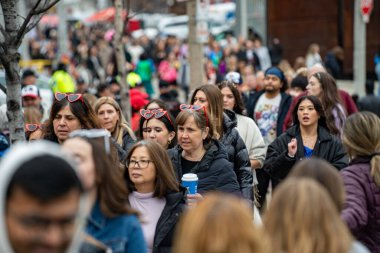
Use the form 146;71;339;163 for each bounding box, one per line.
221;110;253;200
168;140;241;194
263;125;348;188
153;188;187;253
246;90;292;137
114;129;136;162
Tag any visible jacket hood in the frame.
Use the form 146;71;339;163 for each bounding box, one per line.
223;110;237;134
0;141;89;253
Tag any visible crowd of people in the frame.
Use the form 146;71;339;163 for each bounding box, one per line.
0;22;379;253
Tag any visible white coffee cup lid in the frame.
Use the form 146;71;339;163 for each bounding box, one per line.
182;173;198;181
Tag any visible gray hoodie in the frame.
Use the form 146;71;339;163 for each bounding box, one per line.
0;141;89;253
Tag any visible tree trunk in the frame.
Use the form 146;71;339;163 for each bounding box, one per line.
0;0;61;143
4;48;24;142
114;0;131;122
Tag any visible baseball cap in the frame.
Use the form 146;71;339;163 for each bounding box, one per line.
21;85;40;98
225;71;243;85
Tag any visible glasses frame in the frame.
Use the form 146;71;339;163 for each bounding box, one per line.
127;159;152;169
55;92;84;104
140;109;175;129
69;129;111;154
25;123;45;132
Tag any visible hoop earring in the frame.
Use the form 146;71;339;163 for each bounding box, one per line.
167;139;171;145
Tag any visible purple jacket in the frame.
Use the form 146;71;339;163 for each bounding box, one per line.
341;156;380;252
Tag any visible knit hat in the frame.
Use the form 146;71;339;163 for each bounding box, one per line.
265;66;285;82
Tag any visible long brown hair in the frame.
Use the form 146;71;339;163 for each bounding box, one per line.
173;193;269;253
263;178;352;253
85;137;136;217
342;111;380;187
312;72;346;136
125;140;179;198
217;81;245;115
190;85;224;139
289;158;346;212
44;96;99;143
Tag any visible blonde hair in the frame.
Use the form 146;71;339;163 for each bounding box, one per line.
23;107;43;123
94;97;136;145
342;111;380;187
173;193;268;253
263;178;352;253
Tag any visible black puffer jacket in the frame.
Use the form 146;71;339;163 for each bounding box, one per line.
114;129;136;162
221;110;253;200
153;188;187;253
263;125;349;188
168;140;241;194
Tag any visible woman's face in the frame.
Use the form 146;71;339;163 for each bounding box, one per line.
97;104;119;133
142;118;175;149
177;115;208;155
297;99;319;127
306;76;322;97
220;87;235;111
193;91;209;108
53;105;82;144
28;129;43;141
63;138;96;191
128;146;156;193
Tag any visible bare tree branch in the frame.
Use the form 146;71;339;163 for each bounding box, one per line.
25;15;44;35
15;0;43;45
15;0;60;45
0;23;9;42
34;0;60;15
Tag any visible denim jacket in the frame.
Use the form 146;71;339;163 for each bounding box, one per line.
86;201;147;253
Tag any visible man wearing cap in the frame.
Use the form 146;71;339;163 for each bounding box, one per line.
21;85;46;120
246;66;292;210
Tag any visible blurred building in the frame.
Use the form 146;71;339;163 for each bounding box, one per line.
267;0;380;77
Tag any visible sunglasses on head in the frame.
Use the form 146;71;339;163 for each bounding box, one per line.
140;109;174;128
69;129;111;154
179;104;209;127
55;92;84;103
25;123;45;132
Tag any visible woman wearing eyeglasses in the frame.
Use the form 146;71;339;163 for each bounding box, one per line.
139;108;177;150
125;140;186;253
62;129;147;253
95;97;136;159
190;85;253;202
44;92;99;144
168;106;240;204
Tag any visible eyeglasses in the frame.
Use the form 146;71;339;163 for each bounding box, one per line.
140;109;174;128
55;92;84;103
25;124;45;132
179;104;209;127
127;159;151;168
69;129;111;154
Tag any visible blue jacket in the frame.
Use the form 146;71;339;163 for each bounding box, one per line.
86;201;147;253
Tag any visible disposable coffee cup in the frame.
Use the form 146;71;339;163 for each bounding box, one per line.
181;173;198;194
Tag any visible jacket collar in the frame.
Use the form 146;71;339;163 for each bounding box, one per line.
287;125;332;142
